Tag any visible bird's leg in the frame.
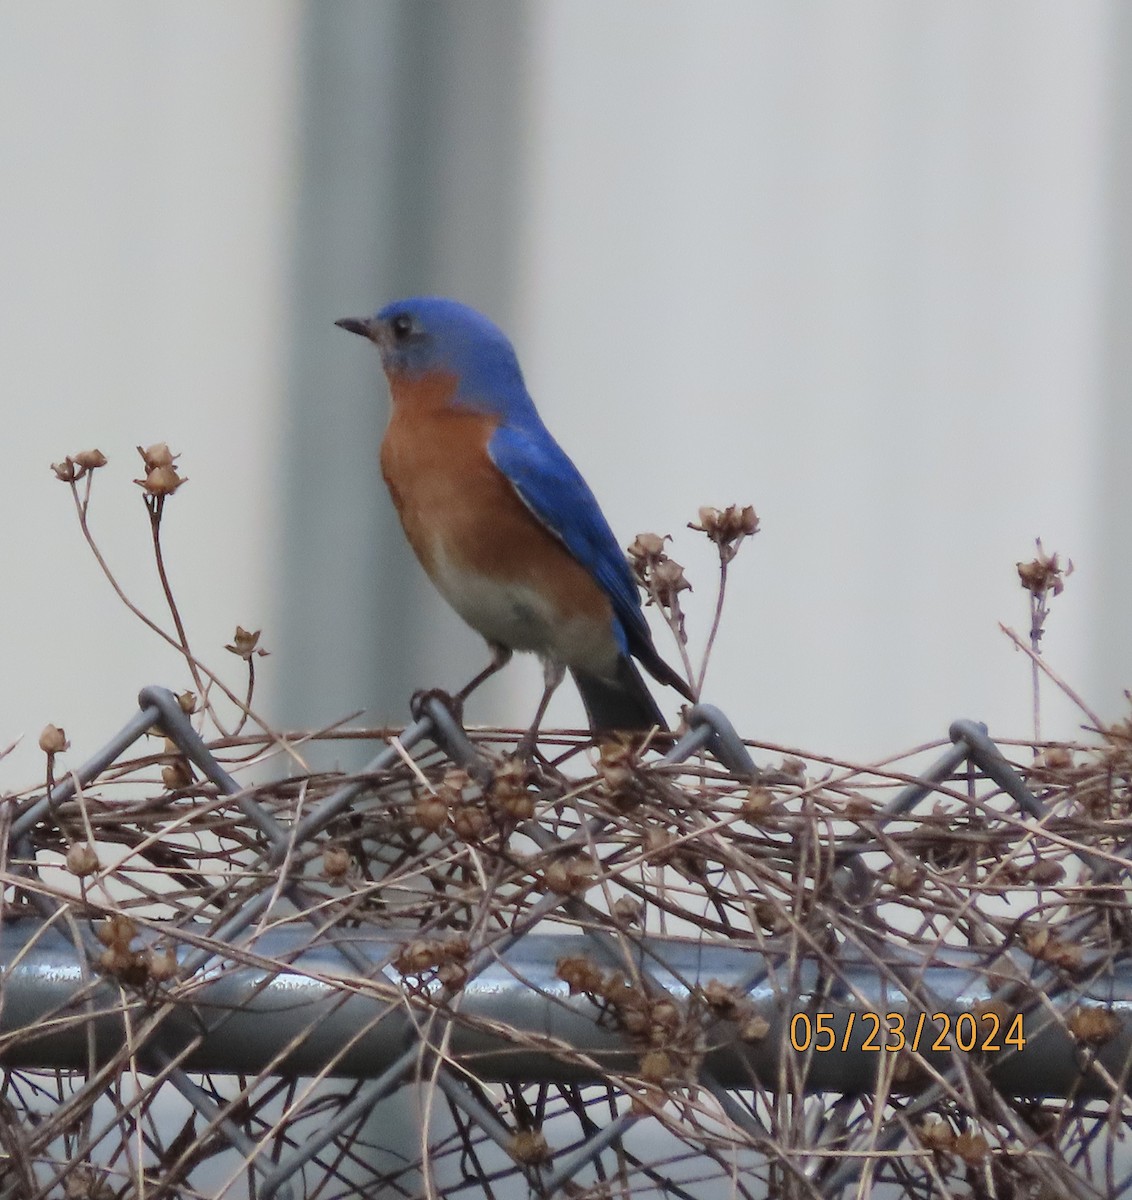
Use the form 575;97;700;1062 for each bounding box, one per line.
410;643;512;725
517;658;566;759
455;643;514;703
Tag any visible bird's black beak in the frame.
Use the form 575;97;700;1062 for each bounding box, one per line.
335;315;379;340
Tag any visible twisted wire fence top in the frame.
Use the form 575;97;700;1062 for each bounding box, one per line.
3;687;1132;1199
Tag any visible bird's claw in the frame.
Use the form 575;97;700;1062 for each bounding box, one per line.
409;688;465;726
515;730;557;770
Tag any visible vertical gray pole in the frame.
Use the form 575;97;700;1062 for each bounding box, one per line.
274;6;530;1179
275;1;531;762
1096;4;1132;719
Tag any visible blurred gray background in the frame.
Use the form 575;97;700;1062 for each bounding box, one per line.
0;1;1125;783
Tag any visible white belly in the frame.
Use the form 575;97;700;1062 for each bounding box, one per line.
429;549;619;678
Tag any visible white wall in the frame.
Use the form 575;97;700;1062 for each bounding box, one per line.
0;4;300;783
516;2;1114;757
0;2;1122;795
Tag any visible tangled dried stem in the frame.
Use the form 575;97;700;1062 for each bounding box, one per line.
2;708;1131;1198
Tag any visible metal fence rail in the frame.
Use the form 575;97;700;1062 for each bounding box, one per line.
2;920;1131;1098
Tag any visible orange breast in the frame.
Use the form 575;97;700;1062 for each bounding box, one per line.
378;374;614;639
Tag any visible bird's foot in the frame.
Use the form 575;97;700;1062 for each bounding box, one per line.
515;726;558;771
409;687;465;726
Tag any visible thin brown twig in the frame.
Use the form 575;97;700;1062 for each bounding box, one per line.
696;556;729;698
145;495;223;733
65;477;298;765
999;623;1105;733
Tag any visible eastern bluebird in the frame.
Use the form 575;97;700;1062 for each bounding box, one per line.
335;297;693;737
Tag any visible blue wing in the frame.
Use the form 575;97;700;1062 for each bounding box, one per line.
487;422;648;657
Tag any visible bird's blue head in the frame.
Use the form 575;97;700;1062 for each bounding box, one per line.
336;296;539;425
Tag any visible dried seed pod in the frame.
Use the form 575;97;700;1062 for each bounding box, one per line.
741;786;774;819
889;863;925;894
626;531;667;566
509;1130;550;1164
66;843;99;877
543;856;594;896
639;1049;672;1082
225;626;267;659
39;724;70;754
136;464;187;496
612;896;642;926
740;1015;770;1041
138;443;177;471
96;915;137;949
72;449;107;471
492;757;534;819
688;504;759;558
146;946;178;983
413;794;449;832
556;955;605;996
1068;1006;1121;1046
650;558;691;607
162;759;193;790
437;961;469;991
703;979;741;1017
1017;540;1071;598
451;802;486;840
953;1131;989;1166
322;846;351;882
917;1120;955;1152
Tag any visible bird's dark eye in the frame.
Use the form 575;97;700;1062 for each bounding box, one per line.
390;313;414;341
